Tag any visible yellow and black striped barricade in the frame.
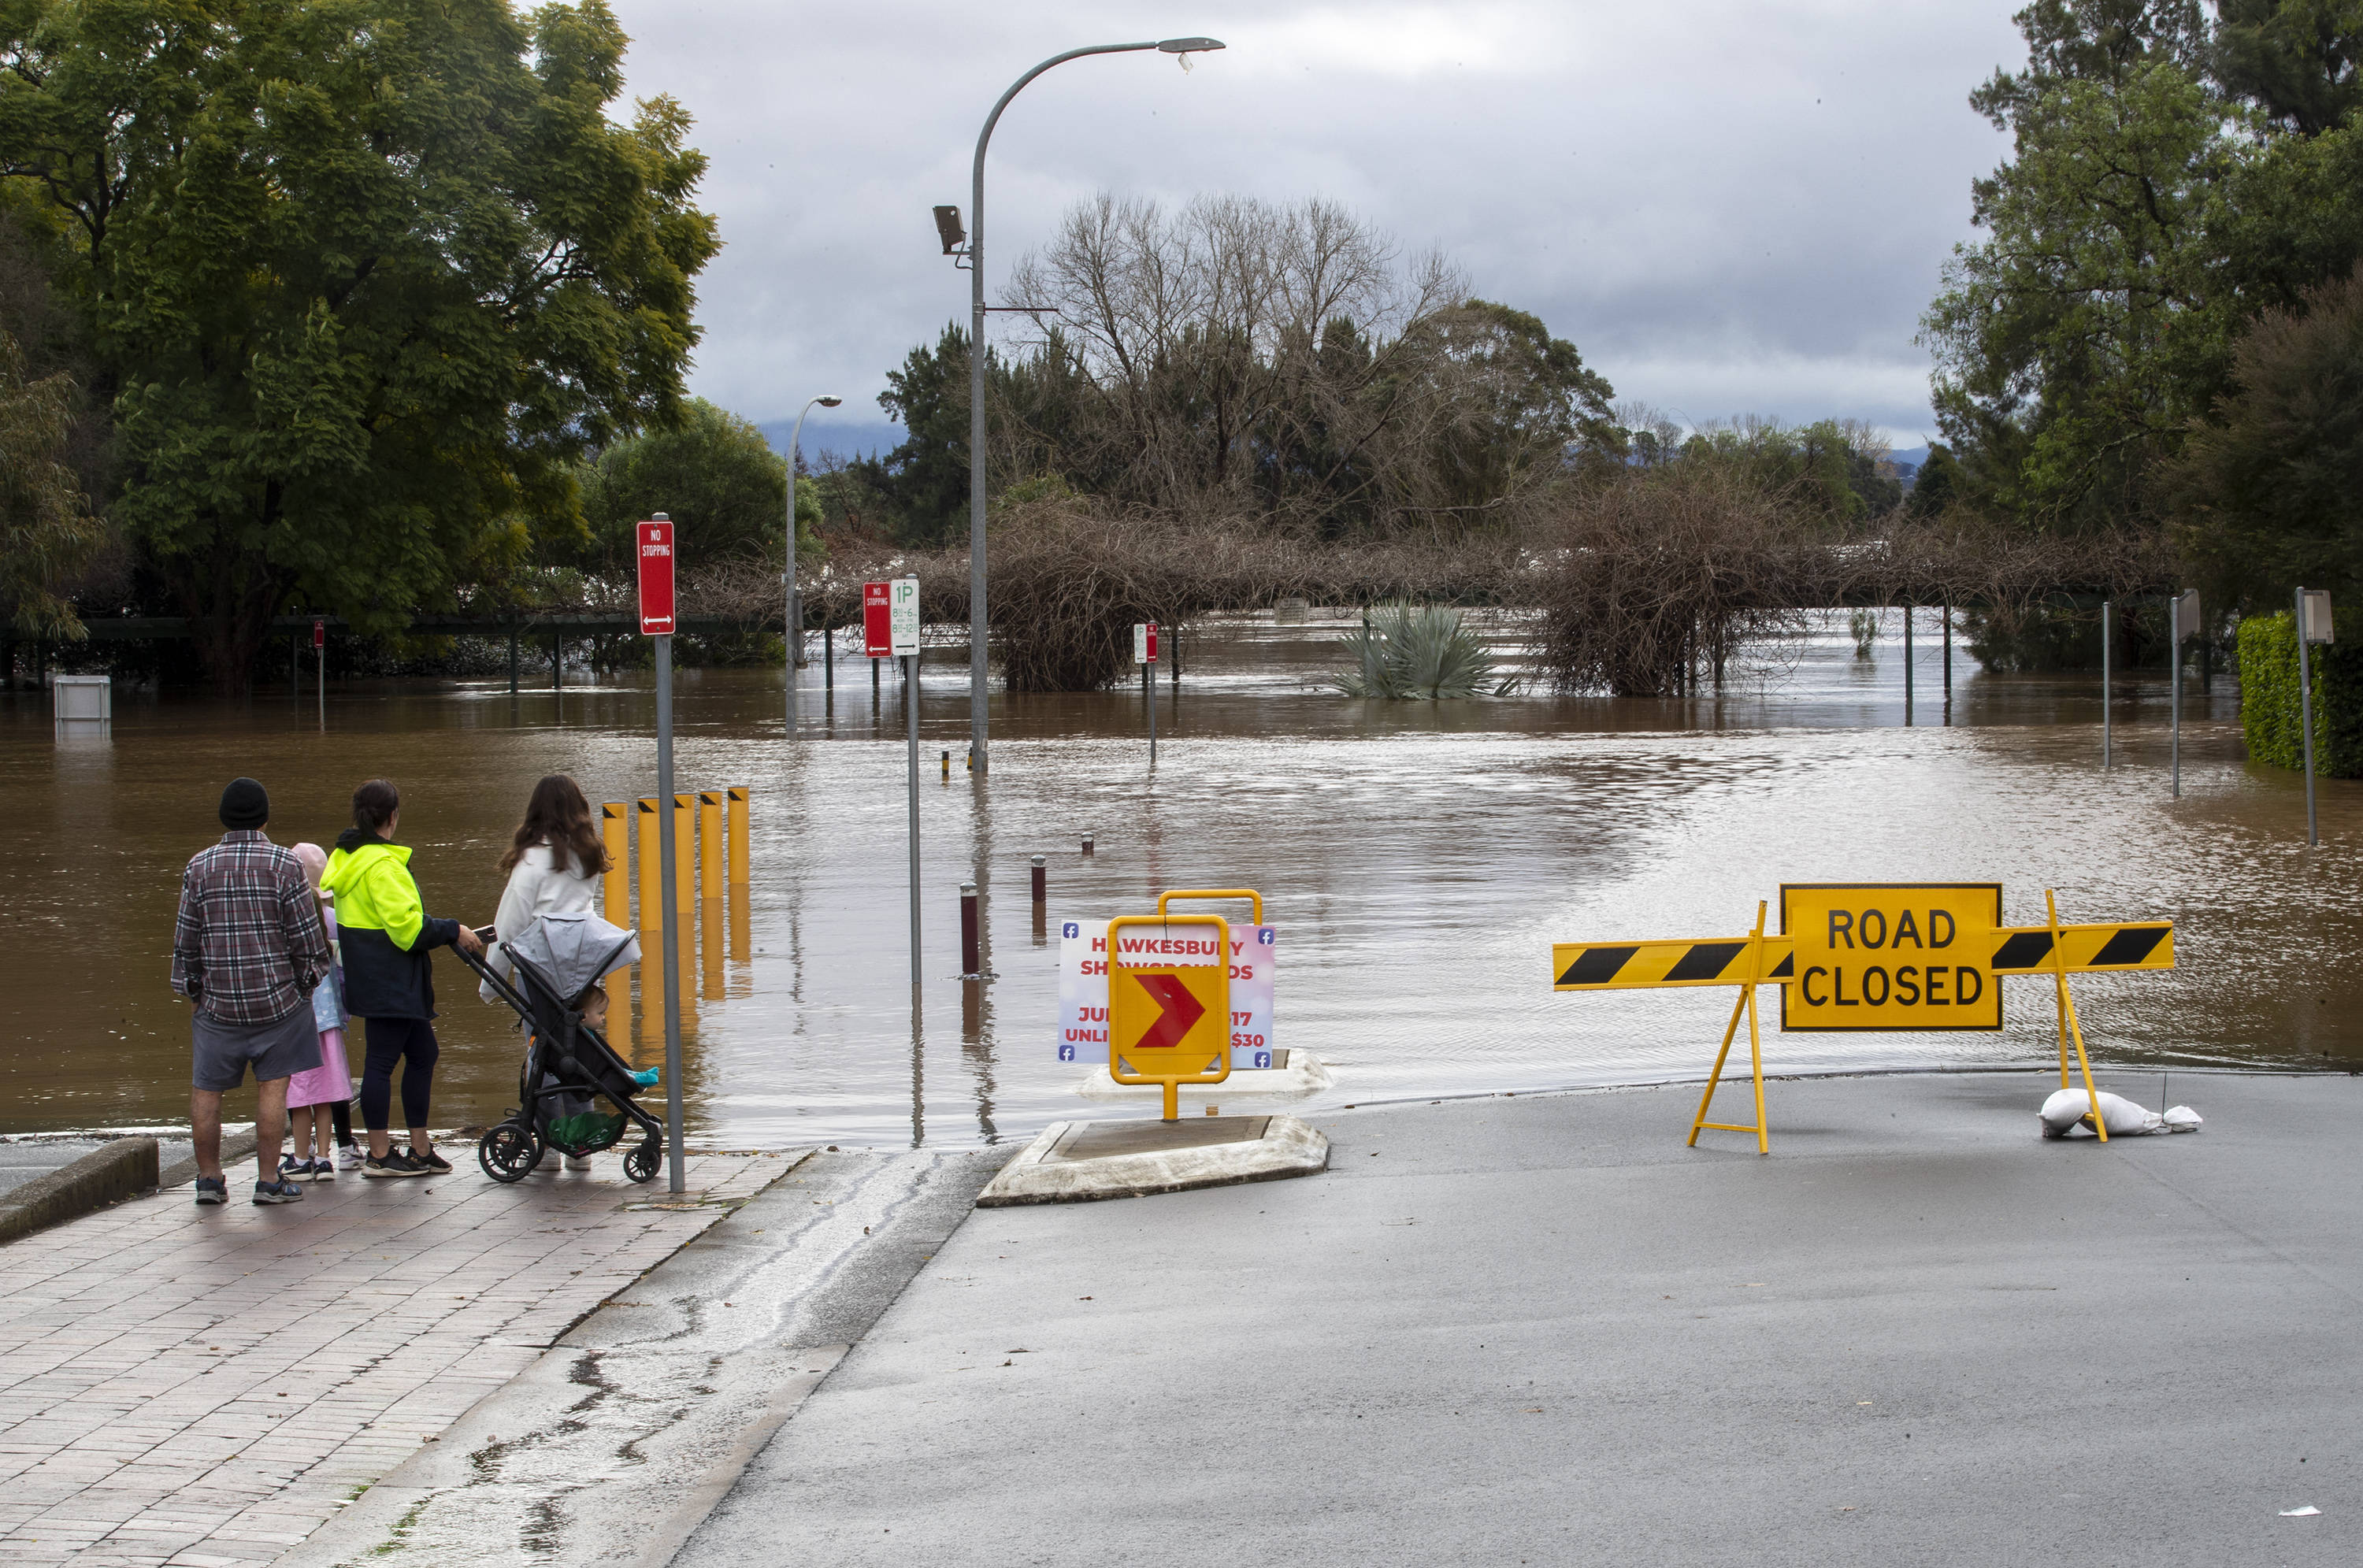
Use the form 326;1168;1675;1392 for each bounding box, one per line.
1552;902;1786;1155
1554;889;2173;1151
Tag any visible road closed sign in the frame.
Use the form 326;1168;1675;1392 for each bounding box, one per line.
1779;883;2001;1032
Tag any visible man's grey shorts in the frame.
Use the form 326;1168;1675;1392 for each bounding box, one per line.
191;1005;321;1091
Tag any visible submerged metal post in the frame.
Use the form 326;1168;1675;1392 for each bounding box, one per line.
2101;601;2112;769
1903;602;1914;725
2298;585;2319;847
960;881;980;977
1030;854;1046;907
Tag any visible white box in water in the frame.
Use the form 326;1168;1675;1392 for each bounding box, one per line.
52;674;111;723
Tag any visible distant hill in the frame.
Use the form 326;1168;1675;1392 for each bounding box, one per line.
1889;443;1930;485
758;417;904;465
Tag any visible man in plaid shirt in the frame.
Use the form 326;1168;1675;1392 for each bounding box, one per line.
172;777;332;1206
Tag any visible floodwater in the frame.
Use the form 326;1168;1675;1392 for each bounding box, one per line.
5;612;2357;1150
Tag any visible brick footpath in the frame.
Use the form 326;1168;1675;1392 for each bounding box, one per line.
0;1151;790;1567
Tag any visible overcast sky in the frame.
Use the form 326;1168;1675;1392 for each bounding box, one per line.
605;0;2027;457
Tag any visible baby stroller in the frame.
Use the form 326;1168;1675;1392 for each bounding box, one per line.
458;914;666;1184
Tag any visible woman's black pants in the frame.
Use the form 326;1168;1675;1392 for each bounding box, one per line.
360;1016;440;1131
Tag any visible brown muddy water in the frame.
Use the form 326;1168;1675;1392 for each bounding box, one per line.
5;613;2357;1148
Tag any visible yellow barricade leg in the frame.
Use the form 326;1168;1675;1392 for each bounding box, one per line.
2047;889;2106;1144
1688;901;1771;1153
1687;990;1750;1147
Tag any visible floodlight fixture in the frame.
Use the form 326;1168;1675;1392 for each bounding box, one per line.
933;205;966;255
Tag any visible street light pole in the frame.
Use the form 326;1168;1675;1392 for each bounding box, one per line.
784;393;842;727
962;36;1224;778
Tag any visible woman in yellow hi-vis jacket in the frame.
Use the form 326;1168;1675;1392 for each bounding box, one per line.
321;779;484;1178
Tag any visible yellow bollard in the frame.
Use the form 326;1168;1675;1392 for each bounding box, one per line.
636;799;662;929
727;786;751;885
602;802;632;1019
698;791;724;900
600;804;629;926
673;794;695;914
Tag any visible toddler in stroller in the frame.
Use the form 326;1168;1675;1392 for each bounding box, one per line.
457;911;666;1184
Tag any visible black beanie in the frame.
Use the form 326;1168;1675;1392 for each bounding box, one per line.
219;777;269;831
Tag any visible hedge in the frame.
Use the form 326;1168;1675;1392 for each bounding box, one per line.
2239;609;2363;777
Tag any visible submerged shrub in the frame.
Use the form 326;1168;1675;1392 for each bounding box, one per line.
1333;603;1518;698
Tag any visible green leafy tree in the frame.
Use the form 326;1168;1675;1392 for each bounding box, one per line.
1416;299;1620;508
0;0;717;691
0;329;102;635
1906;443;1966;517
1923;1;2238;526
571;398;811;576
2172;264;2363;606
854;324;977;546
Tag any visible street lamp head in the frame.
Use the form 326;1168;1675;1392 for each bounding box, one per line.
815;395;844;408
933;205;967;254
1156;36;1225;54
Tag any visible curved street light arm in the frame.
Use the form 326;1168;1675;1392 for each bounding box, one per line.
966;43;1159;777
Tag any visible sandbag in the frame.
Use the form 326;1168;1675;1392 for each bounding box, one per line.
2038;1088;2203;1138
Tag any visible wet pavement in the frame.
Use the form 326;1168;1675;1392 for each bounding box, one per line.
6;614;2355;1150
677;1071;2363;1568
0;1149;782;1567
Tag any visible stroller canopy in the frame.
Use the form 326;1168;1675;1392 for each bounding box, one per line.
507;912;640;1005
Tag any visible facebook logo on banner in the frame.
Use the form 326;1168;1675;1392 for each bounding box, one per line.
1254;1051;1271;1069
1258;929;1274;946
1063;921;1079;939
1059;1043;1076;1062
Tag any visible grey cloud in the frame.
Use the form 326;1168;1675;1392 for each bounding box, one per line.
610;0;2022;447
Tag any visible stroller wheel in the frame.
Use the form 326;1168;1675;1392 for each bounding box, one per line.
479;1122;542;1184
623;1138;662;1184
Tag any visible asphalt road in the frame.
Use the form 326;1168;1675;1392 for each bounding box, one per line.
678;1070;2363;1568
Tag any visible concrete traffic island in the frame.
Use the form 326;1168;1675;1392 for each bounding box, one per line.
1074;1047;1334;1103
977;1114;1328;1206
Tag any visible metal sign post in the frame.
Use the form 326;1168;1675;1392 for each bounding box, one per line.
313;617;325;730
892;576;922;987
2298;587;2335;847
2101;600;2112;769
1133;621;1159;765
2171;589;2199;799
637;516;685;1194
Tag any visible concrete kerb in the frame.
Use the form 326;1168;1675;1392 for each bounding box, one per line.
0;1136;160;1244
977;1114;1330;1206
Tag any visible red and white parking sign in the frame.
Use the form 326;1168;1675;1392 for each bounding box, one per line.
636;520;675;635
862;580;892;657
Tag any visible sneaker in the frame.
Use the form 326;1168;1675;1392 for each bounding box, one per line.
409;1147;452;1174
310;1158;336;1181
252;1178;306;1204
194;1175;228;1206
363;1151;428;1178
337;1144;365;1171
278;1154;313;1180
